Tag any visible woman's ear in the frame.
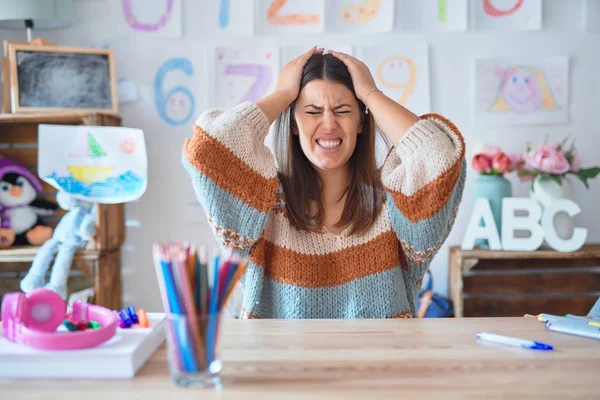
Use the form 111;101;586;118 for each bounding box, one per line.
358;112;365;135
291;111;299;136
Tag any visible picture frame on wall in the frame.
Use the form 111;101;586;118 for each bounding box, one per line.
5;42;118;115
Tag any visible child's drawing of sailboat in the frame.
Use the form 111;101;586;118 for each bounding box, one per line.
66;131;112;183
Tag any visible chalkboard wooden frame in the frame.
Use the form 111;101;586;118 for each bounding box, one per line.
7;43;118;115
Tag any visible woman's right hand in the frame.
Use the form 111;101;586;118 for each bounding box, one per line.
275;46;323;105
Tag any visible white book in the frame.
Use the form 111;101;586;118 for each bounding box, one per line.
0;313;166;379
546;319;600;340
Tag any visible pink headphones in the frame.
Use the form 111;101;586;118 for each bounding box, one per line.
1;288;118;350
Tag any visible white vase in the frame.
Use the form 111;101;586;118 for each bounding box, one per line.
529;177;574;244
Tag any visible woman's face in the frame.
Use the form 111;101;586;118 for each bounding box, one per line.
293;79;363;172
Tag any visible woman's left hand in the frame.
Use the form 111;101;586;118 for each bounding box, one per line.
328;50;377;104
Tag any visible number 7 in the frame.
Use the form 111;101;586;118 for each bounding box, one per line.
225;64;272;102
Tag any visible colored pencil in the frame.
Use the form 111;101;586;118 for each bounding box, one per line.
152;242;247;373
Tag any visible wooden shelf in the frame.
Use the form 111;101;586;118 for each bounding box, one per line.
0;112;121;125
450;244;600;260
0;246;101;263
449;244;600;318
0;111;124;309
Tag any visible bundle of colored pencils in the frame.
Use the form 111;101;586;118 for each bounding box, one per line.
152;242;247;372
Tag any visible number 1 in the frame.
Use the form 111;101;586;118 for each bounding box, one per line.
438;0;447;23
219;0;230;28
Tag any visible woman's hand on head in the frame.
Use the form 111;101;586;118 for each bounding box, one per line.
275;46;324;105
328;50;377;104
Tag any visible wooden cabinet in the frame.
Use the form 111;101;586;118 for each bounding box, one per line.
449;245;600;318
0;112;125;309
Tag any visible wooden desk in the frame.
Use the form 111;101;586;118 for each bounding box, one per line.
449;244;600;318
2;318;599;399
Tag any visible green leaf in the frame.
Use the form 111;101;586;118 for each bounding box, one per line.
550;174;563;186
581;167;600;179
577;171;590;189
538;173;552;182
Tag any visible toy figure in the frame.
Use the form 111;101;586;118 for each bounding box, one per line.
0;157;57;248
20;191;96;299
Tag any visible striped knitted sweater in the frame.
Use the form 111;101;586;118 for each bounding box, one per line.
183;102;466;319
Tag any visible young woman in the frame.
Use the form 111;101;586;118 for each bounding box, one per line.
183;47;465;319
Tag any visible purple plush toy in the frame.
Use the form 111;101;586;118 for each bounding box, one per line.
0;157;57;248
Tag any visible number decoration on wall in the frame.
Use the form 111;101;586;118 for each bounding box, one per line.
341;0;381;24
122;0;173;32
266;0;321;25
376;56;417;106
154;57;195;126
438;0;448;23
219;0;230;28
224;64;273;103
483;0;524;17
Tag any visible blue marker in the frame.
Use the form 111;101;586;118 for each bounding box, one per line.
160;259;197;372
476;332;553;350
127;305;139;324
206;253;220;366
118;309;132;328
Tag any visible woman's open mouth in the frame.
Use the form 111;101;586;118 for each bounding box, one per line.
316;138;343;151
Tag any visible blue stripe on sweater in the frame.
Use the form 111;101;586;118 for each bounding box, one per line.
242;261;412;318
182;157;268;254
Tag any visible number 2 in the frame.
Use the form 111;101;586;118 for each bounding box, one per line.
267;0;320;25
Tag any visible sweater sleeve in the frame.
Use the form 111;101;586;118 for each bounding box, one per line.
182;102;278;255
382;113;466;286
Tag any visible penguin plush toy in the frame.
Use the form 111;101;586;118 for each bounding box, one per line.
0;157;57;248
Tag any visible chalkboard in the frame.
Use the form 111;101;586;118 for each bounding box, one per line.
8;44;118;114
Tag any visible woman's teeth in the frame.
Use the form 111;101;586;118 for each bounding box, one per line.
317;139;342;149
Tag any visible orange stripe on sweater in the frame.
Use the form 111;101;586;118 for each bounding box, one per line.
249;230;403;288
388;114;465;223
183;125;278;212
387;311;414;318
240;308;261;319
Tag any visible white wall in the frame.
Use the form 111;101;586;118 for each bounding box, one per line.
2;0;599;311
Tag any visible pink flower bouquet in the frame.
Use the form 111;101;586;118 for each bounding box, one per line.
515;136;600;189
471;145;513;176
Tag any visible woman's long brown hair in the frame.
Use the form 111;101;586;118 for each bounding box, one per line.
276;54;385;236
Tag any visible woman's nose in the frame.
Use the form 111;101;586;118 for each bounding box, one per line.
321;110;337;131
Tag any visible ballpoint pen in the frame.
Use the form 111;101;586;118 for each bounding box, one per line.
476;332;553;350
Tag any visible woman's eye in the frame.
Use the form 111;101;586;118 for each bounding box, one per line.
306;111;321;115
336;111;350;115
